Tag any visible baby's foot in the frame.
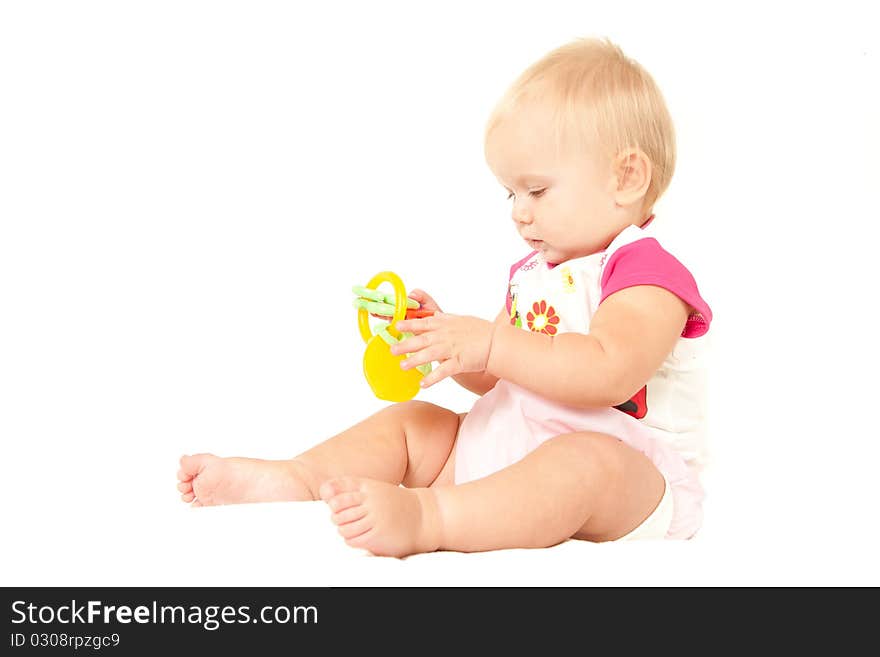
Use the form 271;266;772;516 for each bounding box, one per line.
319;476;443;558
177;453;316;507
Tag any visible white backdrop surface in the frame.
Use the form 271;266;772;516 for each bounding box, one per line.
1;1;877;586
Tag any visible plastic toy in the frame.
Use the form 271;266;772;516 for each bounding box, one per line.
353;271;434;402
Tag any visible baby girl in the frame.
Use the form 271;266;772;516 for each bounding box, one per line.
176;37;712;557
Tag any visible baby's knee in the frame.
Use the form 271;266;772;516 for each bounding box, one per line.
391;399;439;417
392;399;458;428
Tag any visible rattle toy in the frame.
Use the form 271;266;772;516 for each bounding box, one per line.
353;271;434;402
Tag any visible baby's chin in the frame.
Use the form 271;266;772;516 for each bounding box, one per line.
533;242;571;264
539;247;567;265
525;238;577;262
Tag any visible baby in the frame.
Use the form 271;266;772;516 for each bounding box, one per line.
177;37;712;557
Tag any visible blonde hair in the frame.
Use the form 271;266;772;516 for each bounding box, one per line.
485;37;676;213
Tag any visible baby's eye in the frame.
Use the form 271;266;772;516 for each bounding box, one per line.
506;189;546;200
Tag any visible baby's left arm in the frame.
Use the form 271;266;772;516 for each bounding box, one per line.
486;285;690;408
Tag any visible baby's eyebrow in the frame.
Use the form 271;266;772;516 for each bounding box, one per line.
519;174;551;183
501;174;552;187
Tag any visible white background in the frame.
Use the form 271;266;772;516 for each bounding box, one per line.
1;1;877;586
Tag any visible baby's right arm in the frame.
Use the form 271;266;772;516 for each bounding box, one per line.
408;289;502;396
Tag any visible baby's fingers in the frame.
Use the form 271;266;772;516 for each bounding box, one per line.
417;359;458;388
391;334;430;355
395;315;440;334
408;289;443;313
400;345;444;371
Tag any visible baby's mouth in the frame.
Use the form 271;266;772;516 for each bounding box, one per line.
526;239;544;249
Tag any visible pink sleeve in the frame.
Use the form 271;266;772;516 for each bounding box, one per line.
600;238;712;338
505;250;538;314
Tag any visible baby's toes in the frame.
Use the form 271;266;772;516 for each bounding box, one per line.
325;491;365;514
177;476;195;504
318;476;363;502
331;504;368;526
337;516;373;541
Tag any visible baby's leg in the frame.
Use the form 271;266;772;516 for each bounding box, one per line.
177;401;462;507
432;431;666;549
320;431;664;557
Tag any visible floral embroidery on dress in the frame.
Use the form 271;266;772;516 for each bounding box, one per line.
559;266;575;293
526;299;560;335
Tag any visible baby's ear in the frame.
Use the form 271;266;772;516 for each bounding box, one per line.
612;148;652;207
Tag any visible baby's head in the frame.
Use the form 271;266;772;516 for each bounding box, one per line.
484;38;675;263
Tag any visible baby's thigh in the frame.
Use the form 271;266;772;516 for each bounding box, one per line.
428;412;466;488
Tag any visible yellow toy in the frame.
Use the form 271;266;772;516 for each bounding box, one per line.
353;271;433;402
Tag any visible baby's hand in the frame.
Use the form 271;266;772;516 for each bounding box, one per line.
406;289;443;314
391;313;496;388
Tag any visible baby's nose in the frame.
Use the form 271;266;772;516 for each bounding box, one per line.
512;203;533;224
